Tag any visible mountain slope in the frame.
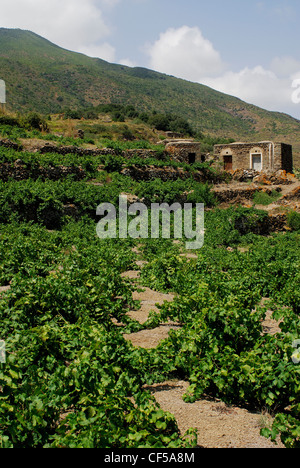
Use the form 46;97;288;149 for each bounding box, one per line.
0;28;300;165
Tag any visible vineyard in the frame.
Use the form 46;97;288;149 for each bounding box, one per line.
0;117;299;449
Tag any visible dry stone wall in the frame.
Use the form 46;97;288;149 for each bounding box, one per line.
0;138;22;151
212;186;281;204
0;160;86;181
121;165;207;182
37;143;117;157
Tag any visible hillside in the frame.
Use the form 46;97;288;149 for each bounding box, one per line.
0;116;299;448
0;28;300;166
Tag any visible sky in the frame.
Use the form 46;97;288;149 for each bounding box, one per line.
1;0;300;119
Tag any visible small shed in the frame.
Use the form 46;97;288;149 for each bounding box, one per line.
165;139;205;164
214;141;293;173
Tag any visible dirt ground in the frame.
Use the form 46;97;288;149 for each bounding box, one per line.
147;380;283;449
121;254;285;449
213;177;300;214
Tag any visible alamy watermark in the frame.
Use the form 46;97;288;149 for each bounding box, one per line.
291;78;300;104
96;196;204;250
0;340;6;364
0;80;6;105
292;339;300;365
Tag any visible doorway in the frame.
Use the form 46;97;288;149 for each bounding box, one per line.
224;155;233;171
252;154;262;171
188;153;196;164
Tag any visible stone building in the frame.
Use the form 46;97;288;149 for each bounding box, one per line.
164;139;205;164
214;141;293;173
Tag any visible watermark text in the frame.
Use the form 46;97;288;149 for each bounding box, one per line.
0;340;6;363
291;78;300;104
0;80;6;104
96;196;204;250
292;339;300;364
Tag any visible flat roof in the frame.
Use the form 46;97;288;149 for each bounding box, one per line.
214;141;292;147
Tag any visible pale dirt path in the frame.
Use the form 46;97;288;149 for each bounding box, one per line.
146;380;284;449
121;269;179;349
120;251;285;449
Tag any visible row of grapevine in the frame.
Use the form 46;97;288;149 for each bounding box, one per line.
0;140;299;447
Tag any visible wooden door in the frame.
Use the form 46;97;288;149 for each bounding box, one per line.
224;155;233;171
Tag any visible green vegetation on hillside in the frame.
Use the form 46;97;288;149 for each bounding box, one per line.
0;104;237;159
1;27;300;168
0;43;299;449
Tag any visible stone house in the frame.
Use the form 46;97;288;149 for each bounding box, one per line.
164;139;205;164
214;141;293;173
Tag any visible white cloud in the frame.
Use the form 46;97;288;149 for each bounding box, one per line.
147;26;225;82
270;56;300;78
146;26;300;118
119;58;137;68
202;66;293;111
201;62;300;118
99;0;121;6
0;0;115;59
78;43;116;63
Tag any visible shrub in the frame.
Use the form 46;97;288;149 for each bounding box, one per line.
112;112;125;122
37;197;64;230
0;115;20;127
21;113;49;132
63;109;83;120
253;190;281;206
287;211;300;231
104;155;124;173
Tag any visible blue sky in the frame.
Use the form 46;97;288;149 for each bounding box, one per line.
1;0;300;118
109;0;298;68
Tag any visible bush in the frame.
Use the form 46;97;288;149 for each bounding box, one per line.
253;190;281;206
0;115;20;127
104;155;124;173
63;109;83;120
147;113;195;136
21;113;49;132
287;211;300;231
112;112;125;122
37;197;64;230
233;207;269;235
186;183;216;206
